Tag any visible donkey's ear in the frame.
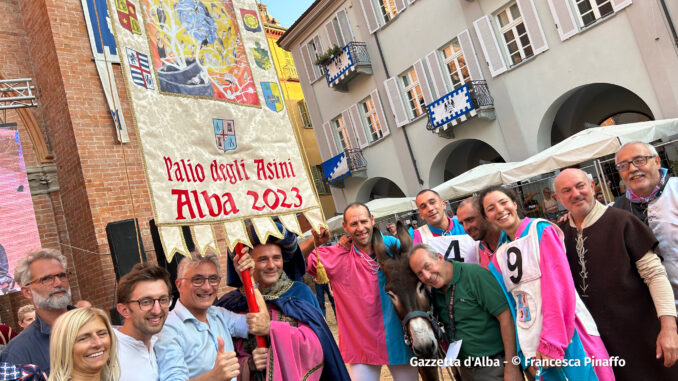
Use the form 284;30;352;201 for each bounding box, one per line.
395;221;412;253
372;226;389;263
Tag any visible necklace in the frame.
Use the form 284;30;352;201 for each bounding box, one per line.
355;247;380;275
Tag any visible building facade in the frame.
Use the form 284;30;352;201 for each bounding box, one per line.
258;4;337;218
278;0;678;211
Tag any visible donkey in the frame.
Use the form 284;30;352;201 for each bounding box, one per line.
373;223;443;381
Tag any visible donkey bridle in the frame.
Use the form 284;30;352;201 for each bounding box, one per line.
401;309;446;351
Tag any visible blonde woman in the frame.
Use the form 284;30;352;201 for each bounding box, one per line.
48;307;119;381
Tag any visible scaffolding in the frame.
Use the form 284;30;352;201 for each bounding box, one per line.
0;78;38;110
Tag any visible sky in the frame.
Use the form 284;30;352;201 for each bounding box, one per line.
261;0;317;28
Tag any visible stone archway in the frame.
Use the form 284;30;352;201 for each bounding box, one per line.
354;176;406;203
537;83;653;151
428;139;505;187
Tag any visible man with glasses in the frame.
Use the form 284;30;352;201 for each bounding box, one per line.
155;251;270;381
0;249;73;373
115;263;173;381
613;141;678;308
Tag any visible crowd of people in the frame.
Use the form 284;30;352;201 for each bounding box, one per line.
0;141;676;381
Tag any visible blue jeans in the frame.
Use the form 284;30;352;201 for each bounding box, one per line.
314;283;336;317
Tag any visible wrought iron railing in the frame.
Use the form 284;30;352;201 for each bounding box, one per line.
426;80;494;131
324;41;371;86
346;148;367;171
468;80;494;109
346;42;370;66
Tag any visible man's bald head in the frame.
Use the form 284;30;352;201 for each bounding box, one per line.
553;168;597;223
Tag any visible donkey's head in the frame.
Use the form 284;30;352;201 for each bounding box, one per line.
373;222;439;358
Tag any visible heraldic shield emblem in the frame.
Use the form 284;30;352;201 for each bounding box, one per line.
261;82;283;112
213;118;236;152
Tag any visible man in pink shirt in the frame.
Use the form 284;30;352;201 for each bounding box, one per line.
304;202;417;381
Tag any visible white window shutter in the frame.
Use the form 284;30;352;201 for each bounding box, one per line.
546;0;578;41
359;0;380;33
611;0;632;12
348;104;368;148
425;50;447;99
301;45;316;82
313;35;324;55
371;89;391;137
395;0;407;14
457;29;484;81
342;109;358;149
517;0;549;55
384;77;409;127
408;0;416;4
413;59;433;105
473;15;508;77
322;122;338;157
337;9;354;44
325;22;339;47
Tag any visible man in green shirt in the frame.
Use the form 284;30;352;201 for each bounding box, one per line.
409;243;522;381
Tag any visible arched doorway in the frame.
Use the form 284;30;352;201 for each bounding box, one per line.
428;139;505;187
539;83;653;149
355;177;406;203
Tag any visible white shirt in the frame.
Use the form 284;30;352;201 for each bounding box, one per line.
114;328;159;381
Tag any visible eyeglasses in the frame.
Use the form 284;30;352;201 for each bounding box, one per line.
26;272;70;287
615;155;656;171
128;296;172;311
179;275;221;287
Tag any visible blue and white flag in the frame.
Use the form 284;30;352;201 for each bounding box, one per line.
427;84;474;128
322;152;350;184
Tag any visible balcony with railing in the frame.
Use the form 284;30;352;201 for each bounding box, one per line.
426;80;496;138
321;42;372;91
321;148;367;188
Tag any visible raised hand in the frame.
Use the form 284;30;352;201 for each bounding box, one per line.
212;336;240;380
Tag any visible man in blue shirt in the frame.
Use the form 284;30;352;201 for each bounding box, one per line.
154;251;270;381
0;249;73;374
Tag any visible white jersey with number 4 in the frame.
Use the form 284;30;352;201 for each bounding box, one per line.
416;225;479;264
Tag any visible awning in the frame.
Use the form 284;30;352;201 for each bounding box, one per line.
500;118;678;184
433;162;516;201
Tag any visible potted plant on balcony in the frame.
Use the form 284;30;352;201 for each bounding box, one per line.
328;45;343;57
314;53;332;66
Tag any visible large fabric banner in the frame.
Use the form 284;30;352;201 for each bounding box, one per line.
0;124;42;295
107;0;324;259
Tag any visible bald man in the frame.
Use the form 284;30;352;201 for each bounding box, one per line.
554;168;678;380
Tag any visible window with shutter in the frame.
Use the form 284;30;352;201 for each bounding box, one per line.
399;67;426;119
298;100;312;128
305;36;325;81
496;2;534;66
311;165;331;194
331;115;352;152
441;39;471;90
573;0;614;27
370;89;391;137
359;96;384;143
377;0;398;24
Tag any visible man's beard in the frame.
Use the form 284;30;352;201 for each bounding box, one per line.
33;286;71;310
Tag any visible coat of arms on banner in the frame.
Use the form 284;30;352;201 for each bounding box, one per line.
126;48;155;89
213;118;236;152
240;8;261;32
252;42;271;70
141;0;259;105
115;0;141;34
261;82;282;112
